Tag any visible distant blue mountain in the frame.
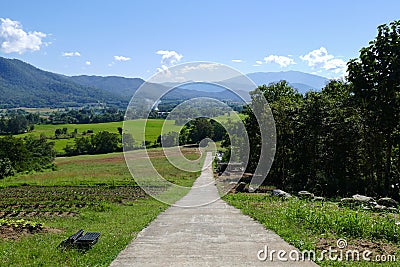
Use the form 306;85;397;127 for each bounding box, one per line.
69;75;145;98
178;82;226;92
0;55;331;108
247;71;329;90
221;71;330;94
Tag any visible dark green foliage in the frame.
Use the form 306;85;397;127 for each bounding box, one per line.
210;120;226;141
239;80;374;197
0;158;14;178
122;133;135;151
91;131;120;154
239;78;399;198
24;135;56;171
224;21;400;199
54;127;68;138
177;118;227;146
0;136;30;174
154;118;228;148
187;118;214;144
0;114;30;134
245;81;303;185
117;127;123;135
0;111;46;135
48;108;124;124
157;100;183;112
65;131;121;156
156;132;179;147
348;20;400;196
0;135;55;178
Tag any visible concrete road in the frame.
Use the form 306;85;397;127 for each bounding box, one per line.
110;152;318;266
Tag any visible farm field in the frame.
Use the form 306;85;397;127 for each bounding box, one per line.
1;147;202;187
0;147;203;266
17;119;183;153
11;112;238;154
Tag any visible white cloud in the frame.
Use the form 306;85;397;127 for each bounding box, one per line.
255;60;263;65
231;59;242;63
300;47;346;74
85;61;91;65
0;18;47;54
62;51;81;57
324;58;346;73
156;50;183;65
180;63;220;74
264;55;296;67
156;64;171;76
114;55;131;61
156;50;183;74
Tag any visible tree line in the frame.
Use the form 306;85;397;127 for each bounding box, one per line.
0;112;41;134
155;118;227;147
48;108;124;124
236;21;400;199
0;135;56;179
0;108;125;136
64;131;122;156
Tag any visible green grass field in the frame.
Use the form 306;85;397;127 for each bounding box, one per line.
0;147;204;266
17;119;183;153
1;147;203;188
6;112;239;154
224;194;400;266
1;152;132;187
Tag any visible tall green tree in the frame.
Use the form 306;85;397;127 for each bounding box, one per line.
65;131;121;155
0;158;14;179
243;81;302;187
183;118;214;145
90;131;120;154
24;135;56;170
0;135;55;178
348;20;400;196
294;81;364;196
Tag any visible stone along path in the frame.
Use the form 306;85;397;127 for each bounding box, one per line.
110;152;318;266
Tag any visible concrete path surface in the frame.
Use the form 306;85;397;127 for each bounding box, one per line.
110;152;318;266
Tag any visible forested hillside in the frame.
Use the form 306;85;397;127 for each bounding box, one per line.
0;57;126;108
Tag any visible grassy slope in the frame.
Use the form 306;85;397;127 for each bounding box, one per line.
1;148;202;187
0;199;167;266
0;148;203;266
1;152;132;187
224;194;400;266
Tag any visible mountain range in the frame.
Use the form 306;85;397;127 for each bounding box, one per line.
0;56;330;108
246;71;328;92
0;57;125;108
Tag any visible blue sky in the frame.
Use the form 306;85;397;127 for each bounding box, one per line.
0;0;399;79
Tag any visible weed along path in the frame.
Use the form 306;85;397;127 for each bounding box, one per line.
110;152;318;266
